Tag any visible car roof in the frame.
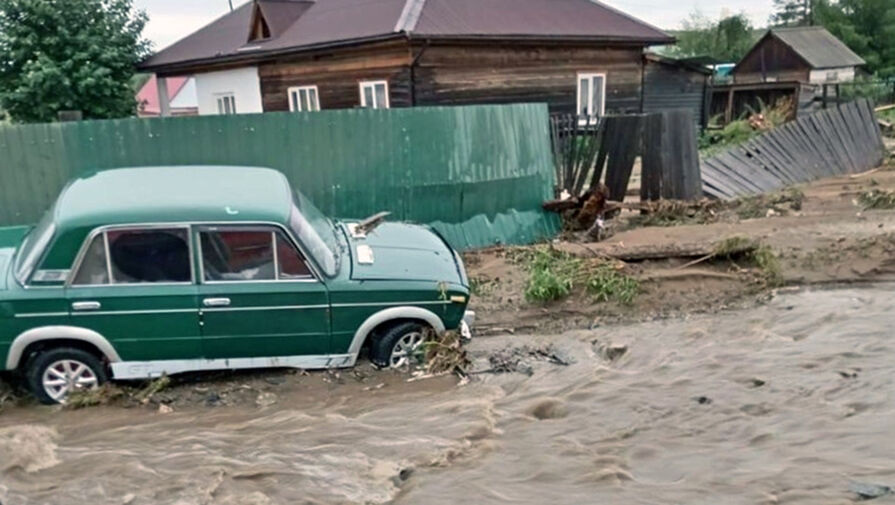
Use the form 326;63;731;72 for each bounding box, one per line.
55;166;294;231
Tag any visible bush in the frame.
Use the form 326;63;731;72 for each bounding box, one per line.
516;247;639;304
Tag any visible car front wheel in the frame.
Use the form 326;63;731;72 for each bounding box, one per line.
370;322;427;369
25;347;108;405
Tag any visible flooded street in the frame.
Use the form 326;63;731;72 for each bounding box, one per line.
3;285;895;504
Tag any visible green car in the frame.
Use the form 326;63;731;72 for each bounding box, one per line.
0;166;473;404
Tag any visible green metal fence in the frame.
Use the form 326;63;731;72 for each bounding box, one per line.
0;103;559;250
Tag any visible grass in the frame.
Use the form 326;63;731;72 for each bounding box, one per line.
750;245;783;287
710;236;782;287
859;189;895;210
733;187;804;219
514;247;639;304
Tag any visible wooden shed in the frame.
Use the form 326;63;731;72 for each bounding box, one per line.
642;53;712;128
731;26;864;85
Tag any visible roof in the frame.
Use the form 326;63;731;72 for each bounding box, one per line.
56;166;293;231
766;26;864;69
644;53;713;75
136;76;198;116
140;0;673;72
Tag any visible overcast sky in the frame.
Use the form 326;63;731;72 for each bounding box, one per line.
134;0;776;51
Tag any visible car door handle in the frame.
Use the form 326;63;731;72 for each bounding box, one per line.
72;301;101;311
203;297;231;307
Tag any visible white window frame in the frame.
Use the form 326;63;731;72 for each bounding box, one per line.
215;93;237;115
576;72;606;122
359;80;390;109
288;85;320;112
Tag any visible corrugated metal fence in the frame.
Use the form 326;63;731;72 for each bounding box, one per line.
0;104;559;250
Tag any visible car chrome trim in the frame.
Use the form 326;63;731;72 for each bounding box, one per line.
201;304;329;312
6;326;122;370
347;306;447;357
111;354;354;380
332;300;450;308
13;312;70;319
70;308;198;316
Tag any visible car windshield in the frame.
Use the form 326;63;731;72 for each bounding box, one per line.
14;209;56;284
290;190;339;277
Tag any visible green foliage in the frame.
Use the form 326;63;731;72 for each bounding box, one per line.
517;247;639;304
523;248;579;302
585;263;639;305
666;10;759;62
859;189;895;209
816;0;895;77
771;0;818;27
0;0;150;122
700;98;792;156
750;246;783;287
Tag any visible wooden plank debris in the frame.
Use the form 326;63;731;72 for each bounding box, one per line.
700;98;886;199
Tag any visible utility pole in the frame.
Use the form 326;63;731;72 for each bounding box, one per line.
228;0;234;11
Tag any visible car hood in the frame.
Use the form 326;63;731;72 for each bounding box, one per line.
344;222;462;283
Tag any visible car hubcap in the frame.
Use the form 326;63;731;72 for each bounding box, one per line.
42;359;98;403
389;332;425;368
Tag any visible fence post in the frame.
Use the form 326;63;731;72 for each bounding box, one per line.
641;110;702;201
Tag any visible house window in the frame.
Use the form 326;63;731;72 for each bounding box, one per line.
288;86;320;112
576;73;606;119
216;94;237;115
359;80;389;109
826;71;840;83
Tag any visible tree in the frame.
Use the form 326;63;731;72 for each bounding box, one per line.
0;0;150;123
668;11;758;63
771;0;819;26
816;0;895;77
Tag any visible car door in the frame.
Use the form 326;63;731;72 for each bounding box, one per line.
195;224;330;359
65;225;202;361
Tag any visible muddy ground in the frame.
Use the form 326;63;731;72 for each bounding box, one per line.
2;161;895;414
466;161;895;335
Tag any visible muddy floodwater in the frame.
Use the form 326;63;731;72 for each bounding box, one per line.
2;285;895;504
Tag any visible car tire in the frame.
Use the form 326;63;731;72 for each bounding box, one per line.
370;322;427;369
25;347;108;405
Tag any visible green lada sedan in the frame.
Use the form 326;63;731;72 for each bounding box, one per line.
0;166;473;403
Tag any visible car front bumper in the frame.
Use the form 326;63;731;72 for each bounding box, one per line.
461;310;475;340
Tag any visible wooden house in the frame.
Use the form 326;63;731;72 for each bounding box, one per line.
138;0;674;117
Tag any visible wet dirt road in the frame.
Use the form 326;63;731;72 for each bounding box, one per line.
2;285;895;504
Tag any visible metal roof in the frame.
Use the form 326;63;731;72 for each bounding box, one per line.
56;166;293;230
770;26;865;69
140;0;673;72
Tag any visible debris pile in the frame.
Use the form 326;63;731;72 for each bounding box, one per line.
481;345;574;376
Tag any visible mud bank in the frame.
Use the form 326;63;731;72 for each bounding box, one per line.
467;165;895;334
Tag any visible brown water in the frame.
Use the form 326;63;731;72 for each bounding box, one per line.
2;285;895;505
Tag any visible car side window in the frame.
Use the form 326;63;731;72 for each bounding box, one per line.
276;232;312;279
71;234;109;285
200;227;313;282
71;227;192;285
201;230;275;281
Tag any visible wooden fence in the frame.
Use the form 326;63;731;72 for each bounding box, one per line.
549;110;701;201
701;99;886;200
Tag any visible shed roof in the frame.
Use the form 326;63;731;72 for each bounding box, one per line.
56;166;293;230
768;26;864;69
140;0;673;72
